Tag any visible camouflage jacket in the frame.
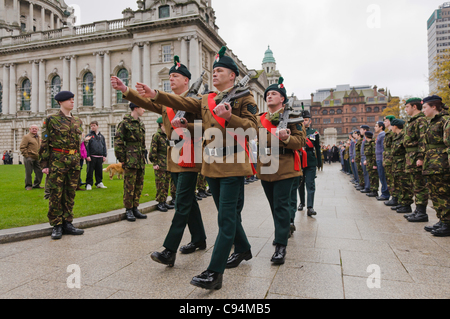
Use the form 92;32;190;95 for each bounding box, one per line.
383;130;395;166
419;112;450;176
391;131;407;173
115;114;146;170
149;128;168;171
404;112;428;173
364;139;376;169
444;118;450;166
39;110;83;170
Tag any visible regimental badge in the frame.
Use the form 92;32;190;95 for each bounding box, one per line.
309;134;316;141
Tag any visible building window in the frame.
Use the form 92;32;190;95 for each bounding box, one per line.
162;45;172;63
159;5;170;19
337;109;342;114
367;116;375;123
351;107;357;113
374;107;380;112
329;109;335;115
82;72;94;106
334;118;342;124
110;125;116;149
322;110;328;115
163;80;172;93
21;79;31;111
351;117;358;123
205;14;210;24
366;107;372;112
116;69;129;104
323;118;331;124
334;99;341;105
50;76;61;109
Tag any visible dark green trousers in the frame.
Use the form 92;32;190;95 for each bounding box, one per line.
290;176;301;222
206;176;251;274
298;166;317;208
262;177;296;246
163;172;206;253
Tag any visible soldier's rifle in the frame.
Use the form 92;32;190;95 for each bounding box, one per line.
173;71;205;124
213;71;256;114
276;99;304;134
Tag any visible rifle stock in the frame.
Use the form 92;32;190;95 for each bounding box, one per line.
174;71;205;124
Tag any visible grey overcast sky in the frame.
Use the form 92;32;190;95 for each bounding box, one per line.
67;0;445;100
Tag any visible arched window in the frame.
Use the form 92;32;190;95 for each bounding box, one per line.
351;106;357;113
329;109;335;115
366;107;372;113
337;109;342;114
21;79;31;111
374;107;380;112
159;5;170;19
351;117;358;123
82;72;94;106
116;69;129;104
322;110;328;115
50;75;61;109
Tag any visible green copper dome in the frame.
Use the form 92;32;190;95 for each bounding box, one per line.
262;46;276;64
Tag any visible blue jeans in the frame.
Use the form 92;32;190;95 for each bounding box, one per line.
376;160;390;198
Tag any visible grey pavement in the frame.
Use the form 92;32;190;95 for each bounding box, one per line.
1;163;450;299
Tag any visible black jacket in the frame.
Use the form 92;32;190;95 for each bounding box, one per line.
86;131;107;157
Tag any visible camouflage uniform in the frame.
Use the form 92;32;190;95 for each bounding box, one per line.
391;130;414;207
115;114;146;210
149;128;176;203
196;173;208;192
364;138;379;192
39;111;83;226
383;130;396;197
355;138;364;188
404;112;429;206
419;112;450;224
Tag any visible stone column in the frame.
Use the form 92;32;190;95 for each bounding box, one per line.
39;59;46;113
50;12;54;30
189;35;200;82
2;65;10;115
31;60;39;113
70;56;77;109
95;52;103;109
103;51;111;109
62;57;70;91
41;6;46;31
13;0;19;26
0;0;5;24
131;43;141;89
179;37;188;65
143;42;151;86
9;64;16;114
29;2;34;33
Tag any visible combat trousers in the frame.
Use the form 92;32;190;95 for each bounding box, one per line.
356;159;365;188
262;177;296;246
367;166;379;193
393;170;414;206
409;172;429;206
298;166;317;209
47;164;81;227
196;173;208;191
426;174;450;223
163;172;207;253
362;163;370;191
123;168;145;209
206;176;251;274
154;169;176;203
289;176;301;222
384;165;395;197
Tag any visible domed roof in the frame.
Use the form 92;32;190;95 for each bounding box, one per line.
262;46;276;64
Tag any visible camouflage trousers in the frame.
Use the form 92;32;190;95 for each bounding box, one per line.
196;173;208;191
368;167;379;192
124;168;145;210
426;174;450;223
356;159;364;187
409;172;429;206
393;170;414;206
47;166;81;227
155;169;176;203
385;165;395;198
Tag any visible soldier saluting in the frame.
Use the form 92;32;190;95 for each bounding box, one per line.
134;46;258;290
257;78;305;264
39;91;85;240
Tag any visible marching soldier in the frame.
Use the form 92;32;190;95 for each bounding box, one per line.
111;56;207;267
39;91;85;240
149;117;176;212
114;103;148;222
298;110;322;216
390;119;414;214
383;115;398;206
403;98;429;223
363;131;379;197
134;46;258;290
418;95;450;237
257;78;305;264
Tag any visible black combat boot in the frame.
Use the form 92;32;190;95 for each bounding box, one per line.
271;244;287;265
307;208;317;217
407;205;428;223
396;205;412;214
431;223;450;237
132;207;147;219
125;209;136;222
157;202;168;212
62;221;84;236
384;197;398;206
51;224;63;240
151;249;176;267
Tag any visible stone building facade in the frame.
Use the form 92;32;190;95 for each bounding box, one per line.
0;0;270;163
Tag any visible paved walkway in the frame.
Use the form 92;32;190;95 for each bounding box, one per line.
1;163;450;299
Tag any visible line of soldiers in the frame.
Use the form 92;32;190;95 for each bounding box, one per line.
348;95;450;237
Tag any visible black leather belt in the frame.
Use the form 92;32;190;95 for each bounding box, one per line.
261;147;295;156
205;145;244;157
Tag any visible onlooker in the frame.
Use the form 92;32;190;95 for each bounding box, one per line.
8;150;13;164
20;125;43;190
85;121;107;190
77;133;87;191
375;121;390;201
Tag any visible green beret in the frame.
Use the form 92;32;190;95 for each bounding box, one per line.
156;117;163;124
391;119;405;128
385;115;396;122
213;46;240;77
264;77;289;105
405;98;422;105
169;55;191;80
